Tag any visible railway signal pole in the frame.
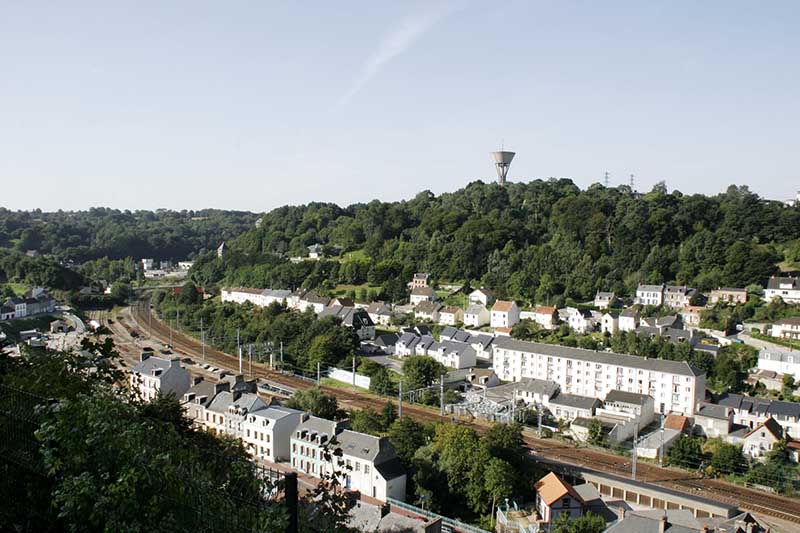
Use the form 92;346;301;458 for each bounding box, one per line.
248;344;253;377
317;362;321;385
440;375;445;416
200;318;205;362
632;423;639;481
398;381;402;418
352;356;356;392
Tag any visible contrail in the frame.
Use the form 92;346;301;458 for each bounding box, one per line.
335;2;457;109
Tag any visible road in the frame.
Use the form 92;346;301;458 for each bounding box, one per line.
114;300;800;529
365;354;404;374
738;332;796;352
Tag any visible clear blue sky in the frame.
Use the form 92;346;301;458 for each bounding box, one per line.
2;1;798;211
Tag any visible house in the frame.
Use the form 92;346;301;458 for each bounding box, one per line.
533;473;584;524
221;287;268;306
594;291;617;309
395;332;420;357
296;292;331;314
771;317;800;342
0;305;14;320
468;288;493;306
764;276;800;304
511;378;560;407
636;284;664;306
601;312;619;335
182;378;231;426
178;261;194;270
680;306;704;329
693;404;733;438
602;390;655;427
710;288;747;305
7;298;27;318
664;285;696;308
758;349;800;380
463;304;490;328
308;244;323;259
618;308;640;332
130;354;191;402
414;301;442;323
745;369;785;392
318;306;376;340
491;300;520;329
427;340;477;369
438;306;463;326
242;405;305;463
141;258;154;270
606;509;768;533
410;272;430;289
548;393;600;422
262;289;292;306
365;333;399;355
492;337;706;416
366;302;393;326
566;308;597;334
532;306;558;330
714;392;800;437
49;319;69;333
410;286;436;305
664;414;690;434
291;418;407;501
742;417;785;460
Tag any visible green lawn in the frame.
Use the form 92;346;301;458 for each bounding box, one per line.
330;283;382;298
340;249;368;262
4;283;28;296
320;377;370;393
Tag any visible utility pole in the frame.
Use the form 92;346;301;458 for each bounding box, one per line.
169;319;173;347
632;422;638;481
440;374;445;416
200;318;205;362
176;309;180;332
538;408;543;438
658;414;665;468
398;381;403;418
269;345;274;370
148;306;152;339
248;344;253;377
237;329;242;375
352;356;356;392
317;362;321;385
280;341;284;371
511;389;517;423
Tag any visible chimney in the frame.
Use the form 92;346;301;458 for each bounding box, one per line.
215;382;231;394
170;357;181;368
140;351;151;362
617;507;625;519
659;512;668;533
193;376;204;386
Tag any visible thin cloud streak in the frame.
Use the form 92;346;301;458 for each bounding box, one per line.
335;2;457;109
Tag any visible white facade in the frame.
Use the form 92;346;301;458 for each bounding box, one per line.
636;285;664;306
772;318;800;341
764;277;800;304
618;310;640;332
438;307;463;326
758;349;800;380
130;356;191;402
492;338;705;416
468;288;493;306
242;405;304;463
222;287;269;306
601;313;619;335
491;301;520;329
463;305;490;327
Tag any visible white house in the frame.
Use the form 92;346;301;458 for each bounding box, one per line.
710;288;748;305
242;405;305;463
758;349;800;380
130;354;191;402
296;292;331;314
141;258;154;270
291;416;339;478
428;340;477;369
566;308;597;334
438;306;463;326
366;302;393;326
410;286;436;305
764;276;800;304
463;304;490;327
548;393;601;421
532;306;558;330
491;300;520;329
468;288;493;307
664;285;696;309
742;417;785;461
308;244;323;259
414;301;442;322
636;284;664;306
772;317;800;342
601;312;619;335
221;287;268;306
618;308;640;332
534;473;585;524
492;337;706;416
594;291;617;309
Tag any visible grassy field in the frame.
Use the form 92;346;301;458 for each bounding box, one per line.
3;283;29;296
340;249;368;262
330;283;383;298
320;377;370;393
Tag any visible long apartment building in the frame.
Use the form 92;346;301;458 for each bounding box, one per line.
492;337;705;416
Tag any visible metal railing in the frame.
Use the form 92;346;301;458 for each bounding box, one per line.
387;497;491;533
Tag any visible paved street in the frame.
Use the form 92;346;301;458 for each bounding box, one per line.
366;354;404;374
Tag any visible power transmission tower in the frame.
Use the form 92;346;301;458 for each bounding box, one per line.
629;173;635;191
604;171;610;187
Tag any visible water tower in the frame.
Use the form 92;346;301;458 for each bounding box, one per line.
491;150;515;186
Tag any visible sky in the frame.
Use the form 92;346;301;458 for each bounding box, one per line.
1;1;799;212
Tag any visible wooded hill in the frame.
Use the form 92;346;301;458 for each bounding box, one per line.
190;180;799;304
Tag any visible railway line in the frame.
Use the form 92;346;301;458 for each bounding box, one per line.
119;300;800;526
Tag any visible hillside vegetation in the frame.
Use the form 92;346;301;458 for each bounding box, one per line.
191;180;799;304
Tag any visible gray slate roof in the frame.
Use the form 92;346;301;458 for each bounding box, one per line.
549;393;600;410
493;337;703;376
605;390;652;406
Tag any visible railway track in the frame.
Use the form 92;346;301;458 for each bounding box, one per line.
121;300;800;525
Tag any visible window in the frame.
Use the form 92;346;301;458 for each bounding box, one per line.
355;462;360;472
365;464;370;474
562;498;570;508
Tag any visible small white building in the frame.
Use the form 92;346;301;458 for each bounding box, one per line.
437;306;462;326
742;417;785;461
636;284;664;306
758;349;800;380
366;302;393;326
141;258;154;271
566;308;597;334
532;306;558;330
491;300;520;329
308;244;323;259
409;286;436;305
772;317;800;342
594;291;617;309
242;405;305;463
534;473;585;524
601;312;619;335
414;301;442;322
468;288;494;307
130;354;191;402
664;285;695;309
548;393;600;422
618;308;640;332
463;304;490;327
764;276;800;304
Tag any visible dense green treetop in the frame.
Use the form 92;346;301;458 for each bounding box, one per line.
191;181;798;303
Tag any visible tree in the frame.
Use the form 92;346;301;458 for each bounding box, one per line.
381;401;397;429
587;419;608;448
369;366;396;395
388;417;431;467
710;443;747;476
483;423;525;467
285;387;341;420
350;407;385;435
403;356;445;390
484;458;515;527
668;436;703;469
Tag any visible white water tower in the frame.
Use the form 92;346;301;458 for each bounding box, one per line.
491;150;515;186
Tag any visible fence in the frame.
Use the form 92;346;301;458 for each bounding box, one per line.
387;497;490;533
327;367;371;389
